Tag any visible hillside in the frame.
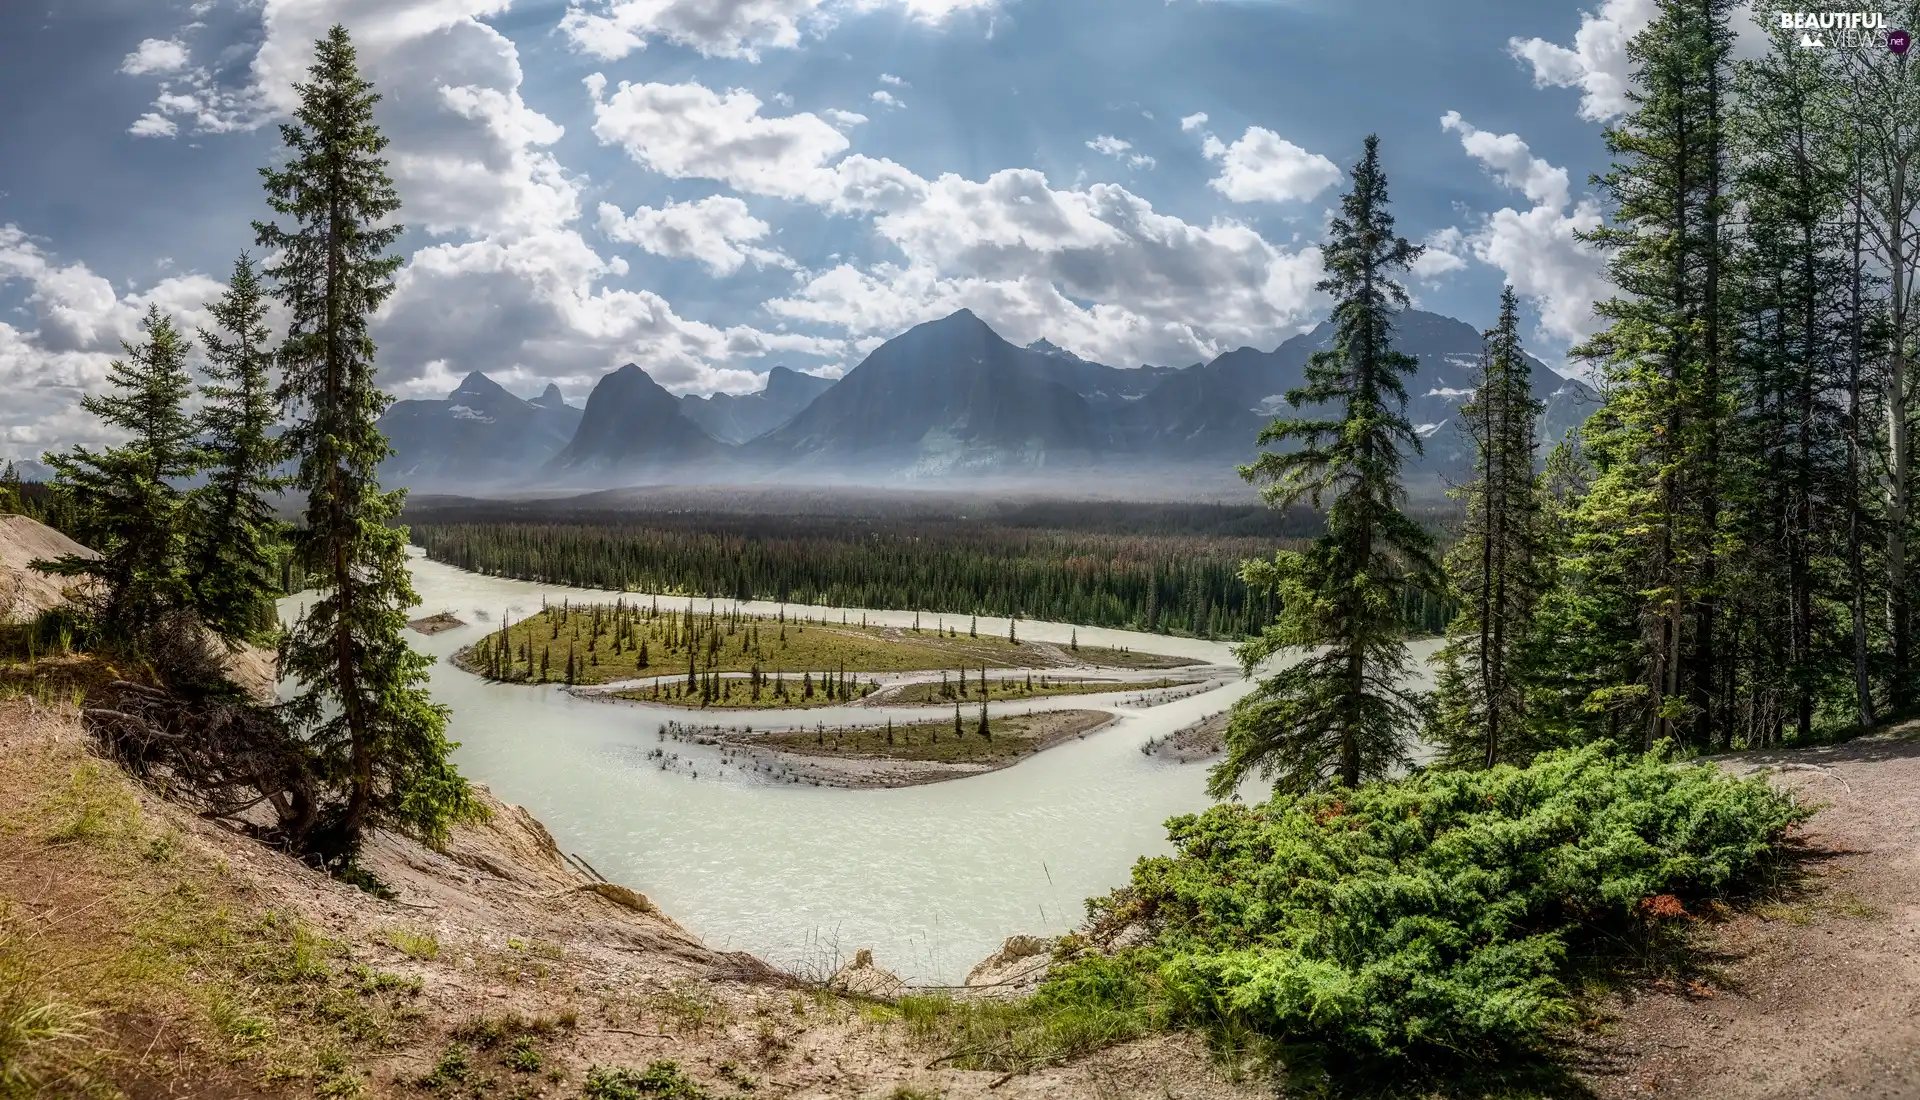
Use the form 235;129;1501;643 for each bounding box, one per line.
0;700;1265;1100
678;365;835;445
0;513;92;623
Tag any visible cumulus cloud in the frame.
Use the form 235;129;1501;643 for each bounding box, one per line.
128;112;179;139
559;0;996;62
597;196;792;276
1179;111;1208;132
1439;113;1608;347
1411;226;1470;281
120;38;191;75
1508;0;1656;122
588;77;928;214
871;89;904;108
587;76;1329;367
879;72;907;86
55;0;846;425
1086;135;1131;157
0;226;229;459
1201;126;1342;204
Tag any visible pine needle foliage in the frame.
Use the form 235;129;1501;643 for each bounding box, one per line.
35;306;199;648
1430;288;1548;768
257;26;476;855
189;254;289;645
1214;136;1440;797
1053;744;1804;1066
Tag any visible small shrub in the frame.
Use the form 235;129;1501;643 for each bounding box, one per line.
581;1060;712;1099
416;1044;469;1091
1061;742;1807;1066
385;927;440;961
504;1035;542;1073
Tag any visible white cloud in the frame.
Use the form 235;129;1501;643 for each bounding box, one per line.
1441;111;1568;208
1508;0;1656;122
74;0;842;421
1411;227;1469;280
1201;126;1341;204
1179;111;1208;132
597;196;792;276
871;88;904;108
825;108;869;128
588;78;928;214
1127;154;1157;171
879;72;907;86
559;0;995;62
120;38;191;75
0;226;229;459
1086;135;1131;157
587;76;1332;366
1439;113;1608;347
128;112;180;139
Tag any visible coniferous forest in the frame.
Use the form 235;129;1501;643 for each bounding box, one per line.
408;511;1455;639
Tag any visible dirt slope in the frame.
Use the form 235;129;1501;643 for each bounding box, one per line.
0;513;93;622
0;700;1267;1100
1581;729;1920;1098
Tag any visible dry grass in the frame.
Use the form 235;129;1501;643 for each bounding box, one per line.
0;702;428;1098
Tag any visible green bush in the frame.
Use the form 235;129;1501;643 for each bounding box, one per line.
1046;743;1805;1065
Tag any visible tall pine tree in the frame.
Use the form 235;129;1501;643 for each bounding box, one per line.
1211;135;1439;797
35;306;199;647
259;26;476;857
1563;0;1736;751
1430;287;1547;768
189;253;289;646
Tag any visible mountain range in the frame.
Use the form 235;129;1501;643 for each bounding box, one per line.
377;309;1598;494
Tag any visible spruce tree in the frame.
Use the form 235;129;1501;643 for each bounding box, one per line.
1430;288;1547;768
260;26;474;855
189;254;289;645
1211;136;1439;797
36;306;199;647
1565;0;1737;750
1724;17;1853;743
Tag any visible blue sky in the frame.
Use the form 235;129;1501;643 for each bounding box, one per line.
0;0;1673;460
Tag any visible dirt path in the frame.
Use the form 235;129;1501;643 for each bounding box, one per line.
1580;729;1920;1099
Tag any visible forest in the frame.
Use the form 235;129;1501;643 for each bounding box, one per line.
407;509;1457;639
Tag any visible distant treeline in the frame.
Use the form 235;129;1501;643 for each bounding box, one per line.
407;506;1457;639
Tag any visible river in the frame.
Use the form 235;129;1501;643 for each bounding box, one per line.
282;552;1441;985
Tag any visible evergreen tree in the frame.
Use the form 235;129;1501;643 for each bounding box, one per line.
1841;5;1920;708
1211;136;1439;797
1724;14;1854;743
1430;288;1547;768
261;27;475;854
36;306;199;647
189;254;289;645
1563;0;1737;750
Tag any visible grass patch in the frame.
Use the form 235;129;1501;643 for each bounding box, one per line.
0;712;429;1096
724;710;1110;767
454;602;1193;691
385;926;441;961
881;676;1182;705
581;1060;713;1099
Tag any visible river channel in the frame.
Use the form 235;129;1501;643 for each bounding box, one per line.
282;552;1441;985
